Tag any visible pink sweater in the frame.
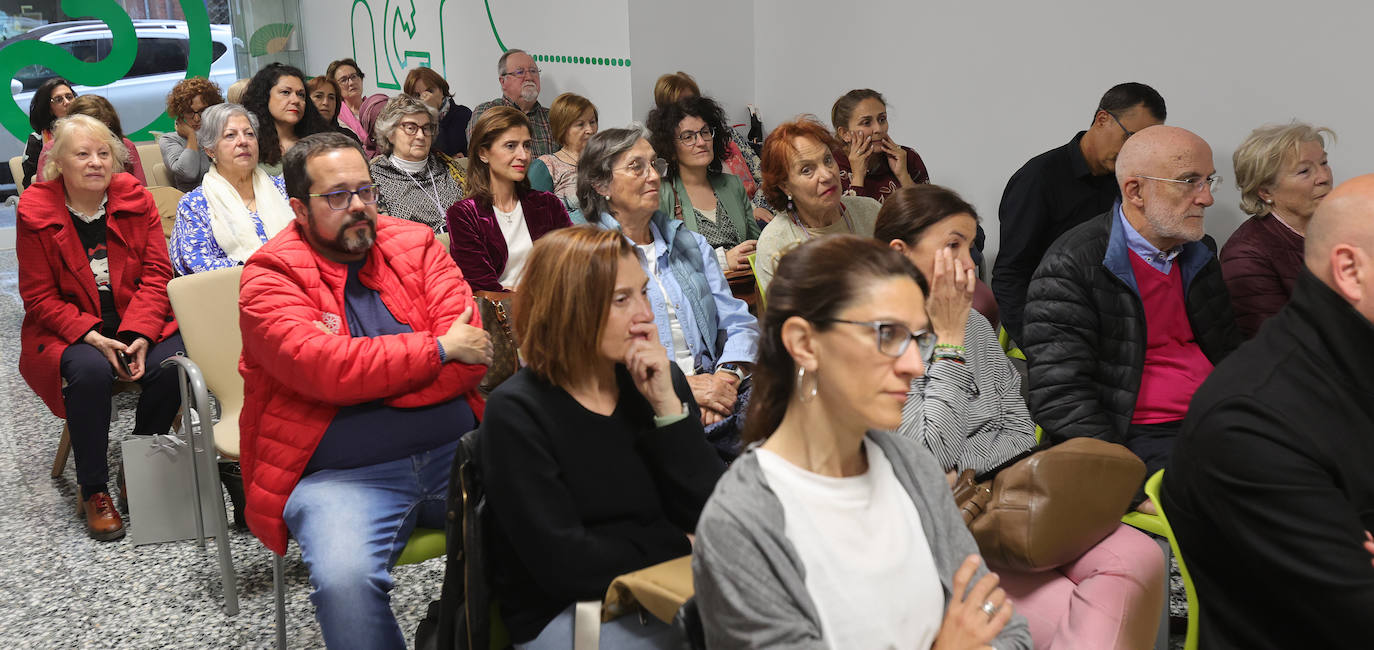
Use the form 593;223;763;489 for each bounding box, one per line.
1129;253;1213;424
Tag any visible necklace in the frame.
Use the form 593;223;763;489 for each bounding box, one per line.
789;203;854;241
495;202;519;225
553;149;578;166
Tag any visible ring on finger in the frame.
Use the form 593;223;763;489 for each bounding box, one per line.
981;600;997;618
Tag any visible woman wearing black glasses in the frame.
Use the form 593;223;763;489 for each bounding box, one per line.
693;235;1031;648
647;95;760;274
369;94;467;232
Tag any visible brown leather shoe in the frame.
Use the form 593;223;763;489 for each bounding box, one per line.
80;493;125;541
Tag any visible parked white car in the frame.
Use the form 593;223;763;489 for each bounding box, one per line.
0;20;241;184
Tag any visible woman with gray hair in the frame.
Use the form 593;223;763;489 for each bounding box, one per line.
369;93;466;232
170;102;294;275
1224;122;1336;336
576;126;760;459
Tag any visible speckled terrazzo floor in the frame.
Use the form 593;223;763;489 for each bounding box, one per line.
0;250;443;649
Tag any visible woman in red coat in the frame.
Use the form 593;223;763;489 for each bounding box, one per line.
17;114;183;542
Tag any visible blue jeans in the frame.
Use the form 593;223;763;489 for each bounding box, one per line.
517;604;681;650
282;439;456;650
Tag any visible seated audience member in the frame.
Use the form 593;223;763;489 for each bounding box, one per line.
17;115;183;541
446;107;569;291
754;117;882;290
528;92;597;212
1223;121;1335;337
654;71;773;221
159;77;224;191
831;88;930;202
243;63;332;175
481;225;726;648
38;95;146;185
238;132;492;649
468;49;554;156
1023;126;1240;513
994;82;1166;343
693;235;1032;648
370;94;466;232
647;95;760;273
170;103;293;275
1163;174;1374;649
21;77;76;187
327;58;388;152
578;127;759;451
404;66;472;158
307;75;361;143
879;185;1164;648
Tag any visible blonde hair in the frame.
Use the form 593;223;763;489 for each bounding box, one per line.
43;114;129;181
225;78;250;104
1233;121;1335;216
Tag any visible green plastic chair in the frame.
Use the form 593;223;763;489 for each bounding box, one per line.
1121;470;1200;650
747;253;766;311
997;325;1027;361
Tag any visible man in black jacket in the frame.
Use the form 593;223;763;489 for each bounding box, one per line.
1022;126;1240;513
1161;175;1374;649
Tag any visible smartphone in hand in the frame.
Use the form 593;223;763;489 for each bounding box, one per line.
115;350;133;377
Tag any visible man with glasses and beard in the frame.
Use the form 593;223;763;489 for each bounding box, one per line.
1021;126;1240;515
467;48;556;156
237;132;494;648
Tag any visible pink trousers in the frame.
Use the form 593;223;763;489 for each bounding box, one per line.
998;524;1165;649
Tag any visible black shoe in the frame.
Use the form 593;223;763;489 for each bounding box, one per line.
219;462;246;529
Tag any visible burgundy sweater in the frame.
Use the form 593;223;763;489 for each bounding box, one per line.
1219;214;1305;338
444;189;571;291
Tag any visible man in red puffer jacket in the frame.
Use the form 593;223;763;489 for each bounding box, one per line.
239;132;492;649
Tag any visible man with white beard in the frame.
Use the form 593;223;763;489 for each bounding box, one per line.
467;48;555;156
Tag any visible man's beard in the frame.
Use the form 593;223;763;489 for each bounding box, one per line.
309;209;376;256
1143;203;1205;245
519;83;538;104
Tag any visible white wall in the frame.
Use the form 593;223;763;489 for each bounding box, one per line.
627;0;756;130
753;0;1374;262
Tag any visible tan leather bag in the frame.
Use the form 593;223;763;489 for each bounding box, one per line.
473;290;519;394
952;437;1145;572
602;555;694;624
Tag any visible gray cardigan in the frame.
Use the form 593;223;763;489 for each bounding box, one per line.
692;430;1032;649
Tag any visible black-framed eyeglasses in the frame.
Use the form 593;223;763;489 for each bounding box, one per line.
50;92;77;105
397;121;437;136
1103;109;1134;138
618;157;668;179
1138;174;1223;194
337;73;362;84
501;67;541;79
676;127;715;144
309;185;379;210
817;319;937;359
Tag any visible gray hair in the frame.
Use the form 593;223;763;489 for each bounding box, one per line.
498;48;528;76
1233;121;1336;216
373;94;438;157
576;124;648;219
43;114;129;181
197;102;260;159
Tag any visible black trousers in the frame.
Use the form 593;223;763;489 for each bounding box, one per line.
60;332;185;490
1125;420;1183;504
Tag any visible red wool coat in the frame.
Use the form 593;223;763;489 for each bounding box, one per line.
17;173;177;418
239;215;487;555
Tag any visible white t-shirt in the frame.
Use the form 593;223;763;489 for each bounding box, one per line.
496;202;533;288
637;242;695;376
756;442;945;649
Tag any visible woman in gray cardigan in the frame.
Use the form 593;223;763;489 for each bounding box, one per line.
693;235;1031;649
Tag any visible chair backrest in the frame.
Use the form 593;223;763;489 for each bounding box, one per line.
1144;470;1200;650
148;186;184;242
433;429;503;650
166;266;245;458
136;142;163;183
436;231;451;249
148;162;171;188
9;156;25;195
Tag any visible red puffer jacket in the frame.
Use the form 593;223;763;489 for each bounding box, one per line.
239;215;487;554
17;173;177;418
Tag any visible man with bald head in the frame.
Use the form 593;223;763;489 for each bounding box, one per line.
1022;125;1240;509
1160;175;1374;648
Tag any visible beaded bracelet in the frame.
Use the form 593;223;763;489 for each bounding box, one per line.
933;343;967;354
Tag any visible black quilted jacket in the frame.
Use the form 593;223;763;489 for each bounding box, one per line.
1022;211;1241;443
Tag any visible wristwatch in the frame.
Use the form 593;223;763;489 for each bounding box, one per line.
717;363;747;382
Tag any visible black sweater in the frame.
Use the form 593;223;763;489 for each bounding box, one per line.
480;365;726;643
1162;271;1374;649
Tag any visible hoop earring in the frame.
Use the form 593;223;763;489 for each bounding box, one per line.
795;366;818;403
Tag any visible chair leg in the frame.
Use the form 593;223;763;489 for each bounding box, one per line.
274;552;287;649
1153;536;1172;650
52;423;72;478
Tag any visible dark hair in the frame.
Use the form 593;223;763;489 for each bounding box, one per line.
743;235;927;444
646;95;730;178
465;106;533;204
67;95;125;140
1096;82;1166;123
243;63;332;165
830;89;885;133
874;185;981;248
758;116;843;211
326;58;364;83
283;131;367;202
30;77;74;133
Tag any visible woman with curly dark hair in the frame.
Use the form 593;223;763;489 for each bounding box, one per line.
241;63;331;174
20;77;77;188
647;95;760;273
158;77;225;191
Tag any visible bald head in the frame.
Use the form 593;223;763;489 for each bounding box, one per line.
1115;125;1212;188
1116;125;1216;251
1307;175;1374;320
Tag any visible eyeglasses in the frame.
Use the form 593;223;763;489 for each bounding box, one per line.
501;67;541;79
1103;110;1134;138
396;122;437;136
618;157;668;179
309;185;379;210
1138;174;1222;194
336;73;362;84
676;127;715;144
50;93;77;105
817;319;937;359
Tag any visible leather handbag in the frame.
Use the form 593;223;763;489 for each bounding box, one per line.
472;290;519;394
602;555;694;624
951;437;1145;572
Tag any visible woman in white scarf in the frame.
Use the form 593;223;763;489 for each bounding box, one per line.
170;103;295;275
